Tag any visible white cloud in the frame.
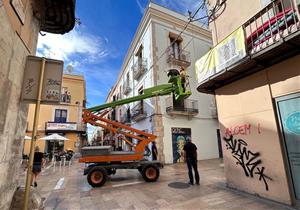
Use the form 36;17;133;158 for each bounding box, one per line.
37;27;109;65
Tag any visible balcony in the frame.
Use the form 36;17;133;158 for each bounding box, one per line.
33;0;75;34
122;80;132;95
131;102;147;121
166;47;191;67
196;0;300;93
120;114;131;124
132;58;147;80
45;122;86;133
60;93;71;103
165;97;199;116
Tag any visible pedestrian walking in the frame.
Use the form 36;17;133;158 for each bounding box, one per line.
152;141;158;161
32;146;45;187
183;138;200;185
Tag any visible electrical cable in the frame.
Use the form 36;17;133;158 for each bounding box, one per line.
97;0;227;135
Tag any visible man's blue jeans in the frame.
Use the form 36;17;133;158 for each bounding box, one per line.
186;158;200;184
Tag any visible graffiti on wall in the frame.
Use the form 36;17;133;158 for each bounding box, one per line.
223;135;272;191
225;123;261;137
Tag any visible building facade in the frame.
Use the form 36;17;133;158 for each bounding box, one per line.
196;0;300;208
0;0;75;208
103;3;220;164
24;74;87;156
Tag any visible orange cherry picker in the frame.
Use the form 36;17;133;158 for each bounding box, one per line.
80;69;191;187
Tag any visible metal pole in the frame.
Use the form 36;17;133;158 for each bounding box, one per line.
23;58;46;210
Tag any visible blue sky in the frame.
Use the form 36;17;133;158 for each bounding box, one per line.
36;0;206;138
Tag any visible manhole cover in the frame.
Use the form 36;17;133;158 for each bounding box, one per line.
168;182;190;189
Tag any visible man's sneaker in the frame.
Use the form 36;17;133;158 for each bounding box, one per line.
188;182;194;185
34;182;37;187
196;182;200;185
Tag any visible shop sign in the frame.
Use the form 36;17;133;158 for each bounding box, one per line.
46;122;77;131
21;56;63;104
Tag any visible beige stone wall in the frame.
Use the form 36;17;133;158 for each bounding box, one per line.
208;0;262;44
0;1;39;209
215;55;300;205
24;75;86;155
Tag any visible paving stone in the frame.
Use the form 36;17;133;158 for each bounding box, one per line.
17;159;296;210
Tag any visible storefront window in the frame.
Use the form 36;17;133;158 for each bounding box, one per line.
276;93;300;200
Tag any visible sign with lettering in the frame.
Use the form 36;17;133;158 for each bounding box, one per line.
21;56;63;104
46;122;77;131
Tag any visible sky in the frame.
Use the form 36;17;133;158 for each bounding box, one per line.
36;0;206;138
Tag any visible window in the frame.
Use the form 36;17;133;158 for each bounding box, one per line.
135;45;143;65
137;49;143;67
54;109;67;123
126;107;131;121
126;72;130;85
138;87;144;112
169;32;183;60
61;87;71;103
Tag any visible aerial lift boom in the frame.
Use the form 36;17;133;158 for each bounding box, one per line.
80;69;191;187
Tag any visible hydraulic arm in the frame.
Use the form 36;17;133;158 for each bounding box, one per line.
80;69;191;163
87;71;191;113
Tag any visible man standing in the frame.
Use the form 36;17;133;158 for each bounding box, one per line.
183;138;200;185
151;141;158;161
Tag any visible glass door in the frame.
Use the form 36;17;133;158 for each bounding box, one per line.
276;93;300;207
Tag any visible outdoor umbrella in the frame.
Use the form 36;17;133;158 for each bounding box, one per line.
40;134;69;161
24;135;32;140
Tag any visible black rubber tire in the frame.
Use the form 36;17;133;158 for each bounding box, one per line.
87;167;107;187
141;165;160;182
107;168;116;175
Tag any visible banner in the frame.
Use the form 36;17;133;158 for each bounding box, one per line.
195;26;246;83
46;122;77;131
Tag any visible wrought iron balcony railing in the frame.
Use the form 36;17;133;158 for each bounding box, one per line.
132;58;147;80
165;97;199;116
244;0;300;53
196;0;300;93
120;114;131;124
131;102;147;121
166;46;191;67
61;93;71;103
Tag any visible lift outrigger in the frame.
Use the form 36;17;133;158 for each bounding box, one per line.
80;69;191;187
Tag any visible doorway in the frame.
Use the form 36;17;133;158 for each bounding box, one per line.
275;92;300;208
217;129;223;158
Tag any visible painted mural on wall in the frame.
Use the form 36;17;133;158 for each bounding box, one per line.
172;127;191;163
223;123;272;191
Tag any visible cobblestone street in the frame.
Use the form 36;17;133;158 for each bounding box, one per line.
19;159;295;210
